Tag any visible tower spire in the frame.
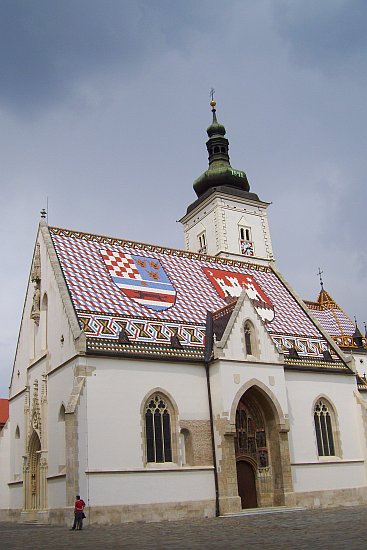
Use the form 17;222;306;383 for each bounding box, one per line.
317;267;324;290
192;96;252;198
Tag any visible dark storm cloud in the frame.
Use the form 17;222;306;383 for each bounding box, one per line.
0;0;213;113
273;0;367;75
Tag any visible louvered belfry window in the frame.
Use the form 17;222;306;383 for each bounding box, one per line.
145;395;173;463
314;400;335;456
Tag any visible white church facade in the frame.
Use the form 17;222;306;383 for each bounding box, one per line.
1;101;367;525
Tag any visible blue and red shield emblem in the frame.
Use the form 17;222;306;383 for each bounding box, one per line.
101;249;176;311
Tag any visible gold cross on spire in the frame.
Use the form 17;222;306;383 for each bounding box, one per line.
317;267;324;290
210;88;216;110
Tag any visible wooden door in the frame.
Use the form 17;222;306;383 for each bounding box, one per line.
236;460;257;509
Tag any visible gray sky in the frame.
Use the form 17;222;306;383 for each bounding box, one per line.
1;0;366;395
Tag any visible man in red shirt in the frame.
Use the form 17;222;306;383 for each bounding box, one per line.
71;495;85;530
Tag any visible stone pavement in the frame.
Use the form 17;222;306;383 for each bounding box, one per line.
1;505;367;550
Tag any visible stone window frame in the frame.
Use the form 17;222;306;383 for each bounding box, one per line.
238;225;251;242
179;428;193;466
312;396;342;460
243;319;259;359
197;231;207;254
140;388;179;467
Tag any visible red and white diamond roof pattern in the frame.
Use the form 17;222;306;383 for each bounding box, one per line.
309;308;355;337
50;228;326;345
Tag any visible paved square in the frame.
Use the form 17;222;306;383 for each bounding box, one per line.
0;505;366;549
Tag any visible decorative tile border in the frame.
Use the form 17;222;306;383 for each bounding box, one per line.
79;313;206;347
271;335;334;358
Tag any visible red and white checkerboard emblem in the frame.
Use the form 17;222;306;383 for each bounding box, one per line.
101;249;142;280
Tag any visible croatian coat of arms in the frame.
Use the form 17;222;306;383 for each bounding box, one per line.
101;249;176;311
203;267;275;323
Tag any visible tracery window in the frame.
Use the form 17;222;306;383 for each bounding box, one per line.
145;394;173;463
314;399;336;457
235;399;268;468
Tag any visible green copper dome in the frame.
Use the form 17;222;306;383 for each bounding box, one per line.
193;101;250;198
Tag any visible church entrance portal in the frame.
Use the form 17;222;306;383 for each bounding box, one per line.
24;430;43;511
28;431;41;509
234;386;291;509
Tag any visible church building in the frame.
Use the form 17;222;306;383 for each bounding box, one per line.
0;100;367;525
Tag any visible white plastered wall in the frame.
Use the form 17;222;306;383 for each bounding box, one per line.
47;360;79;477
4;222;82;511
10;224;79;399
78;356;214;506
0;421;11;512
285;370;366;492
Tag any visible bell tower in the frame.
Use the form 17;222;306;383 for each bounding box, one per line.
180;99;274;265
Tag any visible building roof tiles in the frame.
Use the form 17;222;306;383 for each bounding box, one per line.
49;227;344;365
305;289;366;350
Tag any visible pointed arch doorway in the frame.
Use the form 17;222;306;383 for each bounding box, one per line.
234;385;292;509
25;431;41;510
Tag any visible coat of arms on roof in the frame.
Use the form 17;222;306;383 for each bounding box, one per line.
101;249;176;311
203;267;275;323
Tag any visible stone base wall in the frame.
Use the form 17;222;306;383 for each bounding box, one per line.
49;499;216;526
3;488;367;525
294;486;367;509
0;508;21;522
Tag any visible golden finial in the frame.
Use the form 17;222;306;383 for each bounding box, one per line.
210;88;216;110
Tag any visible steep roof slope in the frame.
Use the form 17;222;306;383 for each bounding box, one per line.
305;289;366;351
49;226;347;370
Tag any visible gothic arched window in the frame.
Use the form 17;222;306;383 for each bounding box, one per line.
244;321;256;356
145;394;173;463
14;425;21;479
314;399;336;457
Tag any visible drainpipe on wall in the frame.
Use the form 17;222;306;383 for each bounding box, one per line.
205;311;220;517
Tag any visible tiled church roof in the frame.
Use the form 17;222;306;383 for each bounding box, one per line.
0;399;9;428
305;289;367;351
49;227;347;369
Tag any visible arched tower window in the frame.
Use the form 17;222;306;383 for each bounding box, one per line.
145;394;173;463
198;231;207;254
314;399;336;457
